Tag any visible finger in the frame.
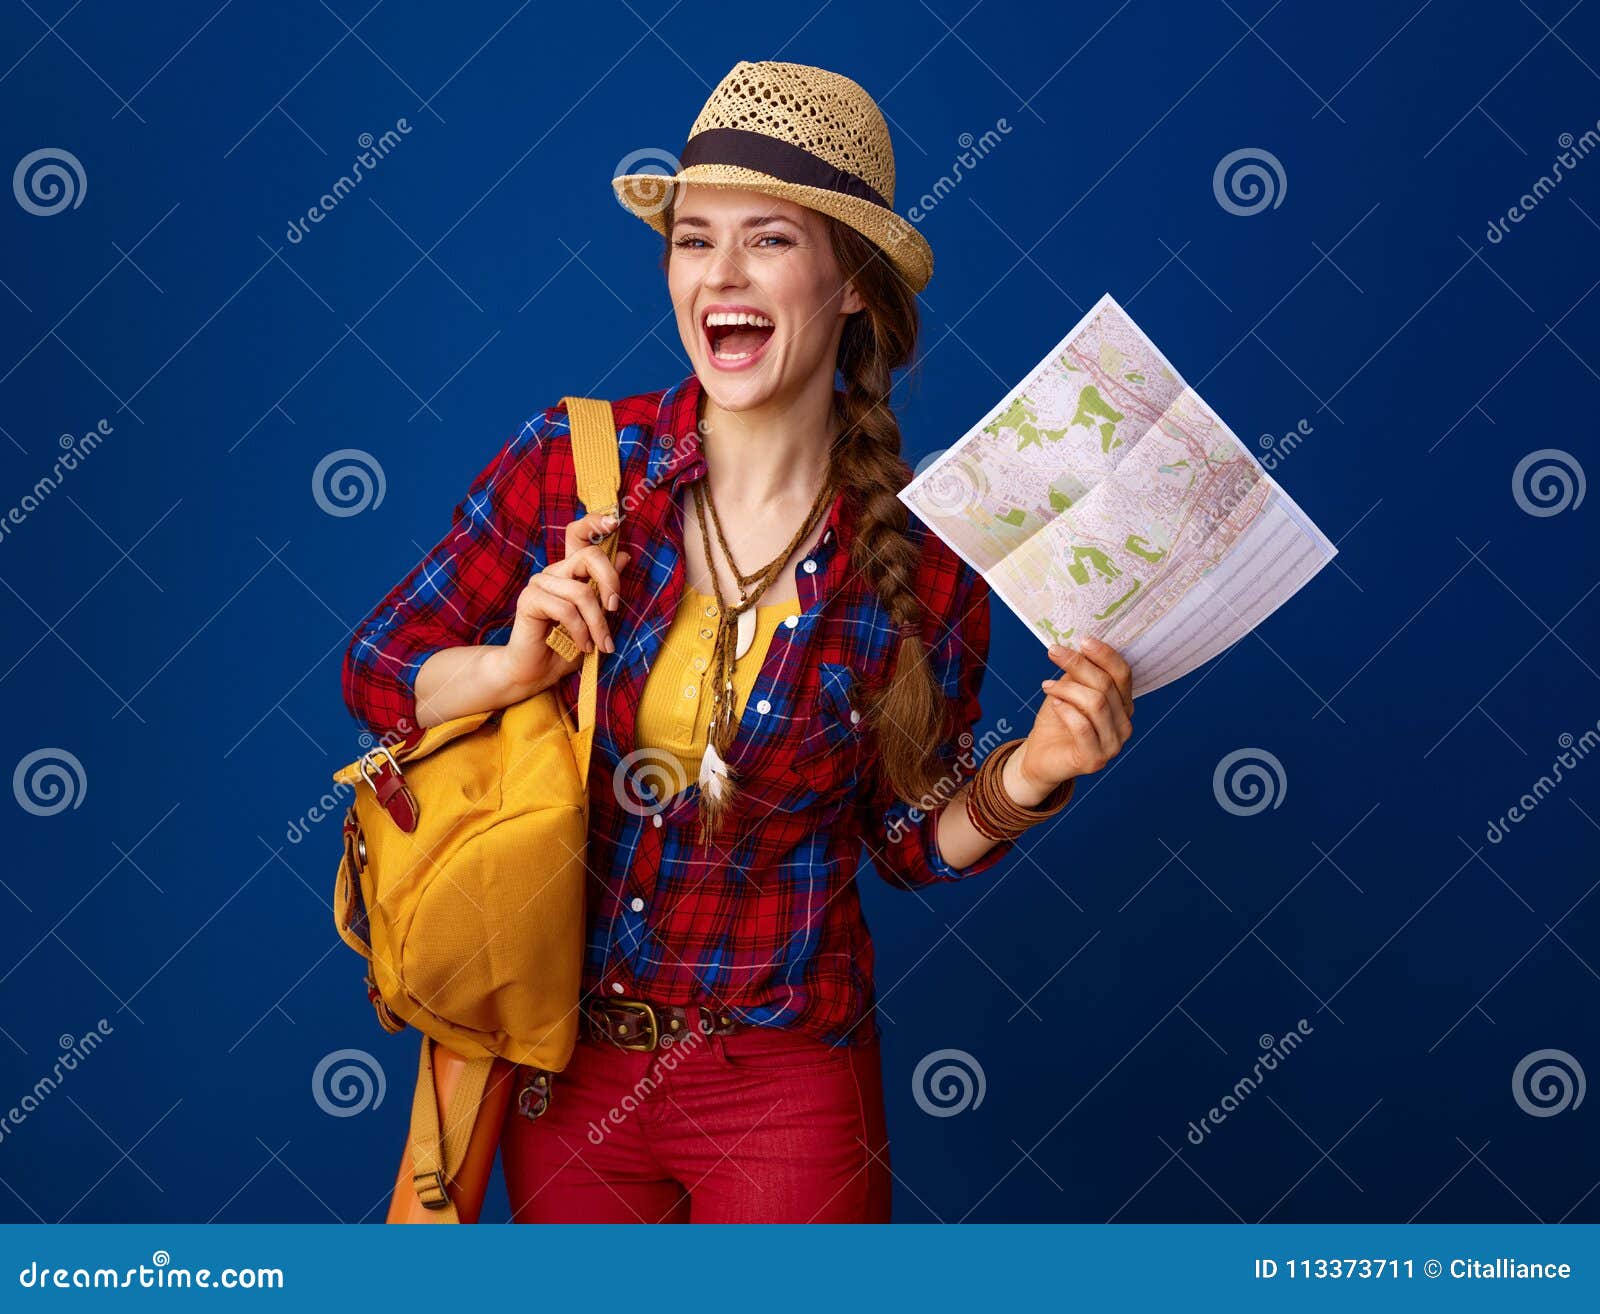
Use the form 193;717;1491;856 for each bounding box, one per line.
562;509;621;559
1042;678;1120;762
1081;636;1134;716
1047;643;1115;700
535;576;611;653
1050;699;1098;756
565;545;628;612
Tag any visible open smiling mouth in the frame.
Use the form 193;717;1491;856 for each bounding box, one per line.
703;310;775;366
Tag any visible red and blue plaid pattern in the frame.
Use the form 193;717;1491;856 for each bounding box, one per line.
342;372;1014;1044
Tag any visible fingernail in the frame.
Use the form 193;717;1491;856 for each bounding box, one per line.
601;513;618;526
603;636;615;653
607;593;620;611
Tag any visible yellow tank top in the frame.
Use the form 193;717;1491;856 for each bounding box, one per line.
633;586;803;800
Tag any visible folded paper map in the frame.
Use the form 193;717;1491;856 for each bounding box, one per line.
899;294;1336;697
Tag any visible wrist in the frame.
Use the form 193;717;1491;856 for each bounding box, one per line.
1000;738;1058;808
480;643;539;705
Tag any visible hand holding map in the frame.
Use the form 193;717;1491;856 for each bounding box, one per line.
900;295;1337;697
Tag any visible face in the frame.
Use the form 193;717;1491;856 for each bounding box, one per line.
667;186;864;412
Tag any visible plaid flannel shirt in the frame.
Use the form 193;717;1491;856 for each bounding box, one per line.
341;372;1014;1044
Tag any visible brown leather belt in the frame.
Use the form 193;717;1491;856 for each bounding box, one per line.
583;996;742;1052
513;997;743;1125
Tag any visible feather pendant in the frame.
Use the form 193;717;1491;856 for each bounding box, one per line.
698;739;731;802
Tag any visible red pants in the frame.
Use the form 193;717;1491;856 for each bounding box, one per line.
500;1024;891;1223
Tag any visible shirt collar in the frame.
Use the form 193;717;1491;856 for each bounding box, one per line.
646;370;857;560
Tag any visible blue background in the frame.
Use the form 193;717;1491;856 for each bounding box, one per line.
1;0;1596;1224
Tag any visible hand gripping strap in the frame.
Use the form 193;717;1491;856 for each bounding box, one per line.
545;397;621;782
408;1037;493;1223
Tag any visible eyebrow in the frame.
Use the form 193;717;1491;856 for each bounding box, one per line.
671;213;800;230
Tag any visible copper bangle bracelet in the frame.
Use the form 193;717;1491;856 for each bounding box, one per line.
963;739;1075;842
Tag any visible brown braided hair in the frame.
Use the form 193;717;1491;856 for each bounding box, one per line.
661;199;951;807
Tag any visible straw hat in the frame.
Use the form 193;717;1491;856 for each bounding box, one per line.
612;60;934;292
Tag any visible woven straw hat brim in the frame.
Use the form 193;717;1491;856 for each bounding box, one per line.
612;164;934;293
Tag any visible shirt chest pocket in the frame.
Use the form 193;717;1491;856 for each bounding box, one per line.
791;662;870;798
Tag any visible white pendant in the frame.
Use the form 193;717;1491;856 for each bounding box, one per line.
698;741;731;800
735;607;757;659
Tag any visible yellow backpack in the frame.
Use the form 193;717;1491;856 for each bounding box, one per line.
331;397;618;1220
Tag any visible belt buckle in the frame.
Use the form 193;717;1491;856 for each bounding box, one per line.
603;999;659;1051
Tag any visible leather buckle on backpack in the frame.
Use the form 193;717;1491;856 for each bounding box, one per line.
516;1069;554;1121
359;745;419;834
413;1169;450;1210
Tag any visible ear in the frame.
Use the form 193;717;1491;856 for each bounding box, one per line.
840;279;866;316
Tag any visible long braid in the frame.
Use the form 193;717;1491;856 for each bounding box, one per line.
827;224;951;806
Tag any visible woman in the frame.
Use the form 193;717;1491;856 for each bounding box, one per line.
342;60;1133;1224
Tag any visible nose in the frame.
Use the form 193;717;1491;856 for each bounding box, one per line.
704;240;749;290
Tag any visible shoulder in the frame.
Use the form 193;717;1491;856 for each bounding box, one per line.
514;381;678;510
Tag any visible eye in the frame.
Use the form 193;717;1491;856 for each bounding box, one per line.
755;234;793;248
673;235;708;249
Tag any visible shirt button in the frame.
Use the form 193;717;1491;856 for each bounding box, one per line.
683;684;696;699
850;709;861;724
630;896;645;912
823;529;833;544
699;627;713;639
652;813;663;829
802;559;817;574
692;656;706;671
611;981;626;994
783;614;798;629
704;604;719;618
756;698;771;715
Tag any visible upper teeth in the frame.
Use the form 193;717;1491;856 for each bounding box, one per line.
706;311;774;328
